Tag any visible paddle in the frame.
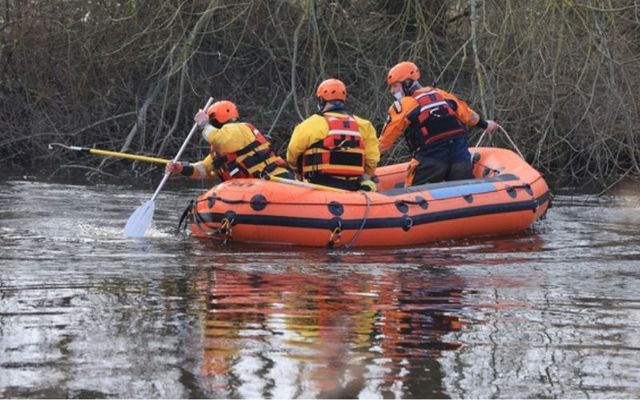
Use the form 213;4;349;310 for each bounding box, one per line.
123;97;214;237
48;143;170;165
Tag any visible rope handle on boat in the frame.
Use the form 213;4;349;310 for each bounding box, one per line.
331;191;372;250
327;224;343;249
203;216;234;245
177;200;195;234
217;217;234;245
475;124;525;160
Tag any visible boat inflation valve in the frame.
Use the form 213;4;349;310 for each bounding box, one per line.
250;194;268;211
328;201;344;216
395;200;409;213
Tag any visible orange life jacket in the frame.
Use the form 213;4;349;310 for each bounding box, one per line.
406;88;466;152
212;123;287;180
301;114;365;178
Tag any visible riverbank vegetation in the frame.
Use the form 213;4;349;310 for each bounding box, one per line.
1;0;638;187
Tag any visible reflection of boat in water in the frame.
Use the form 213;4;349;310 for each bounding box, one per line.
185;148;551;247
192;261;467;398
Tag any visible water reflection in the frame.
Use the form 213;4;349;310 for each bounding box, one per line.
2;177;640;398
189;256;467;398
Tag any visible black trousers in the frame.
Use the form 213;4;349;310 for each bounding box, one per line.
411;157;473;186
410;137;473;186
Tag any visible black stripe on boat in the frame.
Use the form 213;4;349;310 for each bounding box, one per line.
194;191;551;230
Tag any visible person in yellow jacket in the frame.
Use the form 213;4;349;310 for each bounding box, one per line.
286;79;380;191
379;61;499;186
166;100;293;181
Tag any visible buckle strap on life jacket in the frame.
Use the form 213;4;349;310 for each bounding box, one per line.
211;123;287;179
302;114;365;178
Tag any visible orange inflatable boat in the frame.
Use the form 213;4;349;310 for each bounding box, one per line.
182;147;551;248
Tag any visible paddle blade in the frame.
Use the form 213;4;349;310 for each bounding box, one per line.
123;200;155;237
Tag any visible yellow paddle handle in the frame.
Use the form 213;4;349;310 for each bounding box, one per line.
69;146;171;164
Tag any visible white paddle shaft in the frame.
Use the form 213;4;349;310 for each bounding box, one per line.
150;97;214;201
123;97;214;237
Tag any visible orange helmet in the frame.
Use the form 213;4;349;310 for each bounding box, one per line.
386;61;420;85
316;79;347;102
206;100;239;125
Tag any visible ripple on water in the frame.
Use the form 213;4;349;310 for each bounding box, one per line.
1;182;640;398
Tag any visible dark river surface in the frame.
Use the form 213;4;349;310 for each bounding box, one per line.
1;175;639;398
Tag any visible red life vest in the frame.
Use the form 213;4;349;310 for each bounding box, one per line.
212;123;287;180
301;114;365;178
406;88;466;151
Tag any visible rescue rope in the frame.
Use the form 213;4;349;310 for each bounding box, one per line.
337;190;371;250
475;125;525;160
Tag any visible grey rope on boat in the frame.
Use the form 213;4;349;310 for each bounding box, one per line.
339;190;371;250
475;125;525;160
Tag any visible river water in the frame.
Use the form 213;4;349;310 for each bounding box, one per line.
1;176;639;398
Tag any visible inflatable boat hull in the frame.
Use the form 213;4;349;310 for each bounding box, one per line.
187;148;551;247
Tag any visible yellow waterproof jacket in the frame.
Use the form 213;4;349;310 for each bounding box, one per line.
379;87;482;153
187;153;215;179
287;112;379;176
186;122;289;179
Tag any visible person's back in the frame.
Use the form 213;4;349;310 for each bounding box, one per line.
204;120;291;180
208;122;257;153
379;61;498;186
287;79;379;191
166;100;292;180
